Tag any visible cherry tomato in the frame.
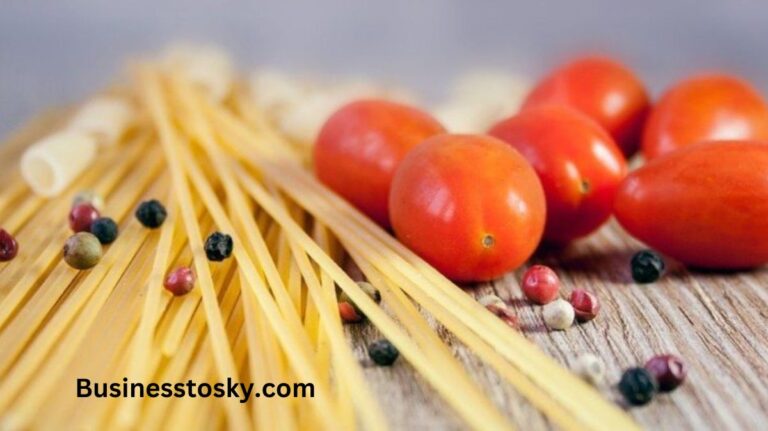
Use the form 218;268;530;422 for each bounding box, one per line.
314;99;445;228
522;56;650;157
642;74;768;159
389;134;545;282
489;106;628;243
614;141;768;269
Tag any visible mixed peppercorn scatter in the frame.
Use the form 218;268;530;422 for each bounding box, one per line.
204;232;233;261
0;228;19;262
645;354;687;392
135;199;167;229
90;217;119;244
69;203;100;233
542;299;574;330
631;250;665;283
368;339;399;366
570;289;600;322
521;265;560;304
573;354;605;385
63;232;103;270
72;190;105;212
618;367;658;406
164;267;196;296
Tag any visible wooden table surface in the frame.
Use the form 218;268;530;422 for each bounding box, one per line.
2;113;766;431
347;221;768;430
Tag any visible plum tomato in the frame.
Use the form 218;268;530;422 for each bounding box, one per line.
489;105;628;243
314;99;445;228
388;134;546;282
522;56;650;157
614;140;768;269
642;74;768;160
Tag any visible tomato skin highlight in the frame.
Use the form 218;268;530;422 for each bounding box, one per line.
614;141;768;269
489;106;628;243
522;56;650;157
642;74;768;160
389;134;546;282
314;99;445;228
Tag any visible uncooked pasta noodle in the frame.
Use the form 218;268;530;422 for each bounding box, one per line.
67;96;136;145
20;130;97;196
0;52;644;431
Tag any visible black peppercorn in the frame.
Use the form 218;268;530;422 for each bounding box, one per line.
631;250;665;283
204;232;233;261
135;200;167;229
90;217;119;244
368;339;399;366
618;367;658;406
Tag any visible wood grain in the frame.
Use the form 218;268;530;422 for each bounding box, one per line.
346;222;768;430
2;114;766;430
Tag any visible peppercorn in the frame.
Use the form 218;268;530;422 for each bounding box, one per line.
478;293;504;307
338;281;380;323
631;250;665;283
164;267;196;296
368;339;399;366
90;217;119;244
63;232;103;270
339;301;363;323
542;299;574;330
521;265;560;305
570;288;600;322
618;367;658;406
69;203;100;233
0;228;19;262
357;281;381;303
72;190;105;212
645;354;687;392
486;304;519;328
135;200;167;229
573;353;605;385
204;232;233;261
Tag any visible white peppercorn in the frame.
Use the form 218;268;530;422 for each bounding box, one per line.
542;299;574;330
573;353;605;385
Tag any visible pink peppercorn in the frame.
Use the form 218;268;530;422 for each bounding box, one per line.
69;203;100;233
570;288;601;322
339;301;363;323
486;304;519;328
521;265;560;305
645;354;687;391
0;229;19;262
164;267;196;296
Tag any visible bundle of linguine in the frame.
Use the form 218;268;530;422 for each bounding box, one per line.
0;48;638;431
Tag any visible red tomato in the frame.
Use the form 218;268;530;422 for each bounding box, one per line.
314;99;445;228
642;74;768;159
615;141;768;269
489;106;628;243
522;56;649;157
389;134;546;282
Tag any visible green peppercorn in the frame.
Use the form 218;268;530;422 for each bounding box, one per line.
63;232;103;269
368;339;399;366
135;200;167;229
204;232;233;261
631;250;665;283
90;217;119;244
618;367;658;406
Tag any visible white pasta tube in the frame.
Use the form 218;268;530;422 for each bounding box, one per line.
67;96;135;145
163;44;234;102
20;130;98;197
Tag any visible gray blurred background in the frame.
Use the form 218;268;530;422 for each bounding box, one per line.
2;0;768;138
